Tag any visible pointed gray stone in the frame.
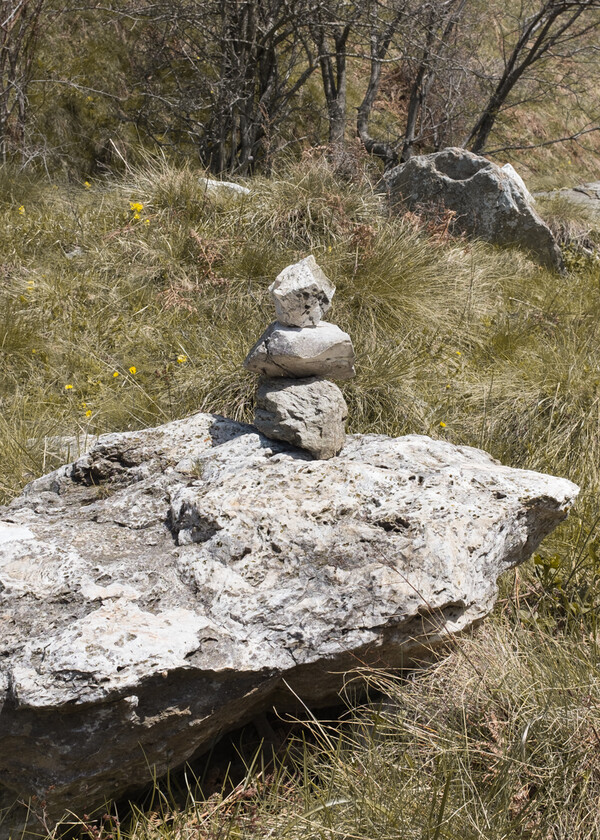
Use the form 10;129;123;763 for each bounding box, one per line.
269;256;335;327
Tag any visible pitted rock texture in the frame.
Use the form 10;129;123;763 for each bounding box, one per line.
0;412;578;834
243;320;355;380
254;376;347;458
268;255;335;327
384;148;563;270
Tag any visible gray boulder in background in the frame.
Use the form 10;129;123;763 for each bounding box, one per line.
383;148;563;271
255;376;348;458
0;412;578;835
535;182;600;214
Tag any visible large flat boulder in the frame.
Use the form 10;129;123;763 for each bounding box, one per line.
0;412;578;834
383;148;564;270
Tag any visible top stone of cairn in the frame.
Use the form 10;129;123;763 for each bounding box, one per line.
269;255;335;327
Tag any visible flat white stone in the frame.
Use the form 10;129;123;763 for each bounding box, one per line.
200;177;250;196
269;256;335;327
244;321;355;380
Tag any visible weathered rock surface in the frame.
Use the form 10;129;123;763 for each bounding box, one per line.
268;255;335;327
0;411;578;834
243;320;355;380
535;181;600;214
384;148;563;270
501;163;535;205
254;376;347;458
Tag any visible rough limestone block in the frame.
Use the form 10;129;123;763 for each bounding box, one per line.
243;321;355;380
268;256;335;327
254;376;347;459
383;147;563;270
0;412;579;835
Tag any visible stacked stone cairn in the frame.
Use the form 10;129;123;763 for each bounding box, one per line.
244;255;355;459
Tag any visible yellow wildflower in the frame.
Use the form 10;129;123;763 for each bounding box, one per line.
84;181;91;189
129;366;137;375
133;212;140;221
65;384;73;390
177;354;187;364
129;201;144;213
85;409;92;418
18;205;25;215
113;371;119;378
31;348;37;353
456;351;461;356
439;421;447;428
143;218;150;226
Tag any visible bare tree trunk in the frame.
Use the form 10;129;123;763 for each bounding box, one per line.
464;0;598;153
356;10;404;170
0;0;46;160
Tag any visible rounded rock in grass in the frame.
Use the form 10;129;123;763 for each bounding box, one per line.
269;255;335;328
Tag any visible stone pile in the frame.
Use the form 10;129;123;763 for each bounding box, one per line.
244;255;354;459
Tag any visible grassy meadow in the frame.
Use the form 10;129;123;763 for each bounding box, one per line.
3;154;600;838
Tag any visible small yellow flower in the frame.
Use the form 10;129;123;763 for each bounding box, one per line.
31;348;37;353
439;421;447;428
81;402;87;408
85;409;92;418
143;218;150;226
65;384;73;390
86;96;94;102
18;205;25;215
129;201;144;213
133;212;140;221
84;181;91;189
456;351;461;356
113;371;119;378
129;366;137;375
177;354;187;364
445;384;451;389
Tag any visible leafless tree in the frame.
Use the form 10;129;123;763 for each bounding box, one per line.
305;0;365;149
0;0;46;161
464;0;600;153
355;0;469;168
118;0;317;173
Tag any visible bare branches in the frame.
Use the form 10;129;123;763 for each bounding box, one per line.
0;0;47;160
464;0;600;153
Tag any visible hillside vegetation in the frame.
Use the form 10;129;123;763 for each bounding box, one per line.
1;153;600;838
3;0;600;836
